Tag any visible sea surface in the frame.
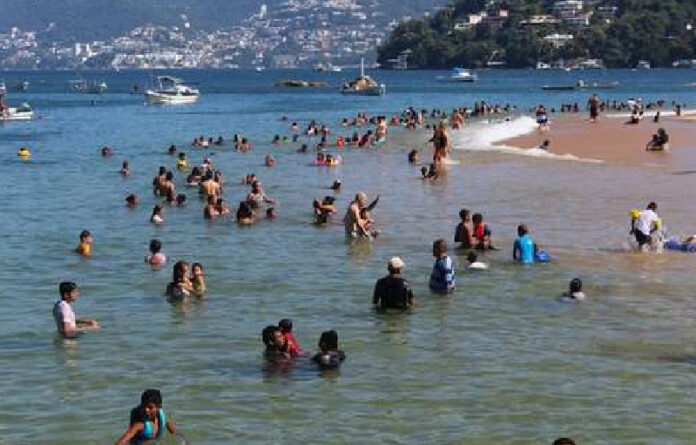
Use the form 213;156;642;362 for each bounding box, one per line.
2;69;696;444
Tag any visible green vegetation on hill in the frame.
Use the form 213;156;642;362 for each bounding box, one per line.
378;0;696;68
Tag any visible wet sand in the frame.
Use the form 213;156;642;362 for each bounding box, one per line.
499;113;696;166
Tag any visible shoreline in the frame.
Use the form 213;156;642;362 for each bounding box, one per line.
495;112;696;166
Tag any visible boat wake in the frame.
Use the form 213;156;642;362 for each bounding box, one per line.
452;116;603;163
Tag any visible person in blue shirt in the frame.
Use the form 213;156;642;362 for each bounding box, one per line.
429;239;456;293
513;224;537;264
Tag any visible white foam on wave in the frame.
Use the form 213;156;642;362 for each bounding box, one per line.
452;116;603;163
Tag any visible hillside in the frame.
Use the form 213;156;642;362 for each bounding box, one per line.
2;0;445;42
378;0;696;68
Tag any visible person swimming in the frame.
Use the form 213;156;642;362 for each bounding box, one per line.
191;262;206;294
165;261;193;299
559;278;586;302
311;330;345;369
262;325;290;360
236;201;256;225
125;194;138;208
146;239;167;266
76;230;93;257
115;389;181;445
150;205;164;225
120;161;130;176
465;251;488;270
176;152;189;171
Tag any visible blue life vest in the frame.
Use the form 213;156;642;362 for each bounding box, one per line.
138;409;166;441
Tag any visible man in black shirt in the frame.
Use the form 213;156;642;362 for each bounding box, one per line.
373;257;414;311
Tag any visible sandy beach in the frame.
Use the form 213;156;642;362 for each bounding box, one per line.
498;112;696;166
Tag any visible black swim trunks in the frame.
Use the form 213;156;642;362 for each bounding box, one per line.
635;230;651;246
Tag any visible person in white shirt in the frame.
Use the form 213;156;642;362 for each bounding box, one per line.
53;281;100;337
465;251;488;270
633;201;661;250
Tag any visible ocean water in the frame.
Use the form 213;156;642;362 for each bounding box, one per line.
2;69;696;444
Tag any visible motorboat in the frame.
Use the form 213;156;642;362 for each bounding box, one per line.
144;76;199;105
340;58;386;96
636;60;651;70
0;83;34;121
536;61;551;70
447;67;478;82
70;79;108;94
1;103;34;121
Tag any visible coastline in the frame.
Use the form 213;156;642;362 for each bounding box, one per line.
496;112;696;166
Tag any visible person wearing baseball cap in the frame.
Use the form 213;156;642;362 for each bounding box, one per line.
372;257;414;311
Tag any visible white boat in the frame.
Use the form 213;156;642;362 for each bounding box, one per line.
1;104;35;121
447;67;478;82
636;60;651;70
70;79;108;94
145;76;199;105
340;58;386;96
536;61;551;70
315;63;342;73
0;84;34;121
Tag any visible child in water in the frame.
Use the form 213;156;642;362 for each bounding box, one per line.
472;213;495;250
76;230;93;257
560;278;586;302
429;239;456;293
279;319;302;356
191;263;206;293
311;330;345;369
359;207;379;239
454;209;472;249
146;239;167;266
115;389;181;445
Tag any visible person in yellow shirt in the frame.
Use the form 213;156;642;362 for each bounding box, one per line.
76;230;93;257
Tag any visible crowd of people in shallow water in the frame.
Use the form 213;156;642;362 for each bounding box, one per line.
49;97;694;443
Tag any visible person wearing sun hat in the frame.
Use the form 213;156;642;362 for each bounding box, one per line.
372;257;414;311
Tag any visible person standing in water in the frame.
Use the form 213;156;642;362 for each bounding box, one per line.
633;201;661;250
373;257;414;311
429;239;456;293
53;281;100;337
513;224;537;264
587;94;600;123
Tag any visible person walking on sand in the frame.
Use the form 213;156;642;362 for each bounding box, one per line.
587;94;600;123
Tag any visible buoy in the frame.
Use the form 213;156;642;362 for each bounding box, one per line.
18;147;31;158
